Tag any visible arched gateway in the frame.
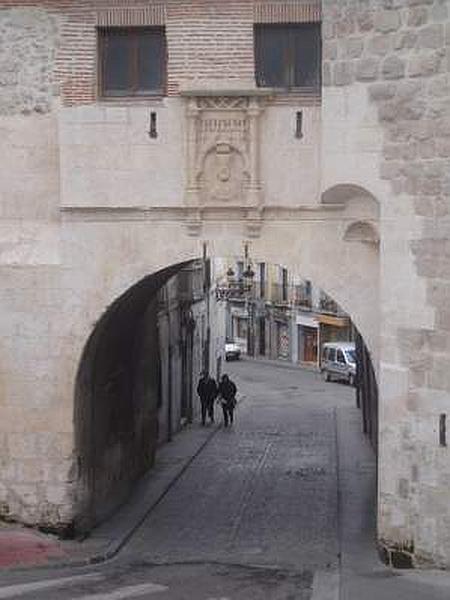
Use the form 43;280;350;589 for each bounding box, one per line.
0;0;449;570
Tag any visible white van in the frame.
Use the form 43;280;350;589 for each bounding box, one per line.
321;342;356;386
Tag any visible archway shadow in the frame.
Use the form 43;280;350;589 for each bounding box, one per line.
74;261;193;533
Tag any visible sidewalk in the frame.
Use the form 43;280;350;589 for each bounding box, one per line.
336;405;450;600
0;422;219;572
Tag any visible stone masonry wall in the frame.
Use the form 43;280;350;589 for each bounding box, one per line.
0;7;59;115
3;0;450;568
323;0;450;567
0;0;257;106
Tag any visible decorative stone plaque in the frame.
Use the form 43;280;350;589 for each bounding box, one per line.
183;91;268;210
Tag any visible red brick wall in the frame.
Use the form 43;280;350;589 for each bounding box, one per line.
166;0;254;95
0;0;319;105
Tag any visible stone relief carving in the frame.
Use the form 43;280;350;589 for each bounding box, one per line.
184;93;265;211
200;142;249;204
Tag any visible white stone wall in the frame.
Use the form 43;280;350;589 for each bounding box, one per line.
59;102;186;208
323;0;450;567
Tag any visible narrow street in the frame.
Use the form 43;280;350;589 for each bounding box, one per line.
122;359;343;576
0;360;448;599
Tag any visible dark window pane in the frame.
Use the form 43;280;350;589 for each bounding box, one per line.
293;24;321;89
103;31;131;93
99;27;166;97
255;26;288;87
255;23;321;91
137;29;165;92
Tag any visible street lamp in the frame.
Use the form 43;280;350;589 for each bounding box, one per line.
216;245;256;357
243;264;255;357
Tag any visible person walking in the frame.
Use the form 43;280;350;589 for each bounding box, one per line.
218;374;237;428
197;372;218;426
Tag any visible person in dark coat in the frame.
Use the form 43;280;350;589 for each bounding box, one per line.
218;374;237;427
197;372;218;426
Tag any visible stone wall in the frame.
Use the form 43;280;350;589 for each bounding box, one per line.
0;7;59;115
3;0;449;569
322;0;450;568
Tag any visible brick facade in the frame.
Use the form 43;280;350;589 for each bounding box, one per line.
0;0;320;106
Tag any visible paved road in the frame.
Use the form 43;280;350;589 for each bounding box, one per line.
123;360;343;576
1;359;450;599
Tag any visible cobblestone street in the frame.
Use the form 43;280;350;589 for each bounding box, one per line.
1;360;449;599
123;359;343;576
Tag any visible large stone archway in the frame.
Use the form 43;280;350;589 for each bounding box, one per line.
2;0;450;567
69;198;379;531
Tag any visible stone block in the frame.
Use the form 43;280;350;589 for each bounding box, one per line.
335;16;356;38
368;34;393;55
382;56;406;80
418;24;444;49
322;61;332;87
322;40;338;60
397;98;426;120
368;82;397;101
436;138;450;158
357;10;374;32
427;74;450;97
408;52;443;77
375;10;402;33
380;160;402;179
332;61;354;86
430;3;448;23
322;21;335;40
394;30;418;50
407;7;429;27
418;139;436;159
378;102;398;122
412;119;435;142
383;142;401;160
342;36;364;59
355;58;379;81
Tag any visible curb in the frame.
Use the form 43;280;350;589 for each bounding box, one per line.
88;424;221;565
242;356;320;374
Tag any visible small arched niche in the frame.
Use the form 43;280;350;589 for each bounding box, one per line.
344;221;380;245
321;184;380;222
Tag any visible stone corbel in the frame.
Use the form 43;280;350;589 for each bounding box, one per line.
244;208;264;239
184;208;203;237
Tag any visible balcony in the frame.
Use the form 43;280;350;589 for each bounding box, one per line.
319;293;346;317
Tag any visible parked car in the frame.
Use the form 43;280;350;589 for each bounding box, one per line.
225;340;241;361
321;342;356;386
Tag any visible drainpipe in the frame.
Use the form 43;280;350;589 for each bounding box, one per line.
167;306;173;442
203;243;211;375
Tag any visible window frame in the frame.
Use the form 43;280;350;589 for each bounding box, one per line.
98;26;167;99
254;22;322;92
337;349;346;364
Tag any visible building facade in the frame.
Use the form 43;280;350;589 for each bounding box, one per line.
221;259;352;367
0;0;450;568
157;260;225;444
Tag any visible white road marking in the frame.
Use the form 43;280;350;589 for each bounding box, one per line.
0;573;104;599
74;582;168;600
311;570;340;600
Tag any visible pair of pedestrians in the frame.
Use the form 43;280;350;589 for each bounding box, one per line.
197;372;237;428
